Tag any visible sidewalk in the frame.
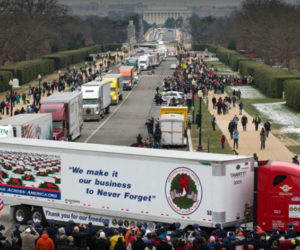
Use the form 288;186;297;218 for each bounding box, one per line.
205;91;294;162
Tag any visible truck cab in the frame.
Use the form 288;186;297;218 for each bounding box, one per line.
39;103;68;141
82;84;102;121
102;74;123;105
138;55;149;71
119;66;134;90
257;161;300;232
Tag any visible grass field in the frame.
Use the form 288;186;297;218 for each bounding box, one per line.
190;97;232;154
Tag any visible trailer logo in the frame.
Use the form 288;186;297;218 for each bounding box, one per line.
165;167;202;215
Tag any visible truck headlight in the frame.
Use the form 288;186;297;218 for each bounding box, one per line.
95;110;99;115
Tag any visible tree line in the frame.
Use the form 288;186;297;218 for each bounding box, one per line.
0;0;134;65
189;0;300;68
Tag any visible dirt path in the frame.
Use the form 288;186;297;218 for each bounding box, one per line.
205;91;294;162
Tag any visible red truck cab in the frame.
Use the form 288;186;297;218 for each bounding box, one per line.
39;103;68;141
257;161;300;232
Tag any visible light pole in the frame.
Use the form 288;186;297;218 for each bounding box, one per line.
197;90;203;151
38;74;42;94
9;80;13;117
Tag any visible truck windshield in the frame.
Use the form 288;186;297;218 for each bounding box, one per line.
123;76;131;81
83;99;98;105
53;121;63;129
140;61;146;64
111;88;116;91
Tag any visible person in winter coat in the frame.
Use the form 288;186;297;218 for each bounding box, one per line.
157;238;172;250
233;128;239;149
113;237;126;250
253;115;261;131
241;115;248;131
132;232;146;250
36;233;55;250
260;128;266;150
264;121;271;137
96;232;110;250
221;135;226;149
239;101;243;115
110;231;125;250
211;115;216;131
20;227;40;250
228;120;235;139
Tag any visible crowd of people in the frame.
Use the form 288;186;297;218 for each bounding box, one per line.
1;219;300;250
0;63;109;119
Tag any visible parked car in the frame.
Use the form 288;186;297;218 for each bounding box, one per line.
161;91;184;103
170;64;177;70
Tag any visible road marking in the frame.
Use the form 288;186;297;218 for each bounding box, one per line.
84;90;134;143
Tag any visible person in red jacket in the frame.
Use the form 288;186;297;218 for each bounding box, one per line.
221;135;226;149
36;233;55;250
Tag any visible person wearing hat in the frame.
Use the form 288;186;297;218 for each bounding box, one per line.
268;227;280;247
286;222;296;239
21;226;40;250
103;219;113;238
96;231;110;250
155;223;164;237
11;223;22;247
214;223;226;239
116;220;127;236
34;222;43;236
172;222;184;238
244;233;255;250
136;222;146;237
157;235;172;250
46;219;58;243
65;220;75;236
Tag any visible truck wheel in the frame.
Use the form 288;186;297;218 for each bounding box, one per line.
119;94;123;101
31;207;46;225
14;206;31;225
105;106;110;114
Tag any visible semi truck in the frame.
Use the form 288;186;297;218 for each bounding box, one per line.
40;92;83;141
138;55;150;71
119;66;134;90
82;80;112;121
1;138;299;232
0;114;52;140
151;52;161;66
102;74;124;105
126;57;139;71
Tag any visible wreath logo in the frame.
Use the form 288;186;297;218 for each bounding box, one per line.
165;167;202;215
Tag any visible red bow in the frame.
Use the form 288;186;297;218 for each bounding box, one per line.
25;175;31;180
46;183;56;189
178;174;190;194
13;178;20;185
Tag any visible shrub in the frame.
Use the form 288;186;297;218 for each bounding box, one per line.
229;54;251;71
284;80;300;111
216;46;237;65
0;71;13;92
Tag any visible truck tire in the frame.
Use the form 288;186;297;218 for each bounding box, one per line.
105;106;110;114
14;205;31;225
119;94;123;101
31;207;46;225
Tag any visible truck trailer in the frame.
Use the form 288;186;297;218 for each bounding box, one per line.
82;80;111;121
40;92;83;141
119;66;134;90
1;138;299;232
0;114;52;140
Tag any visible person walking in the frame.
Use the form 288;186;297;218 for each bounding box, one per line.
153;124;162;149
221;135;226;149
211;115;216;131
212;96;216;109
233;128;239;149
239;101;243;115
260;128;266;150
241;115;248;131
264;120;271;137
5;102;10;115
253;115;261;131
228;120;235;140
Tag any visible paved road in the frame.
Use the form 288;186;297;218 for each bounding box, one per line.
77;57;176;146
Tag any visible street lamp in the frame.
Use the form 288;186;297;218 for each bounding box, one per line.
37;74;42;94
9;80;13;117
197;90;203;151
